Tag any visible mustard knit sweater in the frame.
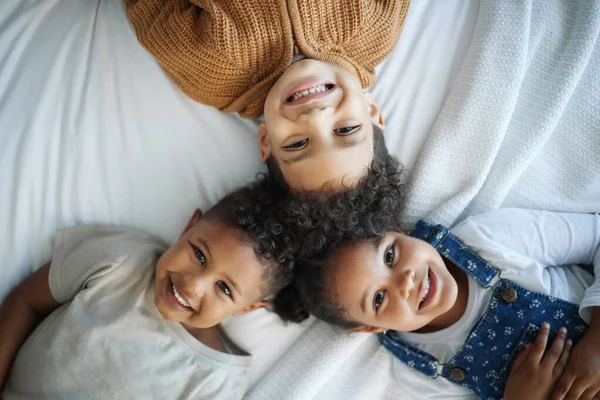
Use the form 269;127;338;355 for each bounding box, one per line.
125;0;410;118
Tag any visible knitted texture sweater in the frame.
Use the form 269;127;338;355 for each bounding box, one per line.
124;0;410;118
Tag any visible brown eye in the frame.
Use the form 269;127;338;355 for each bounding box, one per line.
334;125;360;135
189;243;206;265
384;246;394;266
374;290;385;310
283;139;308;150
217;281;232;297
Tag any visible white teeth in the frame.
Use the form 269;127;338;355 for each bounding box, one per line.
421;274;430;305
172;283;191;308
289;84;330;102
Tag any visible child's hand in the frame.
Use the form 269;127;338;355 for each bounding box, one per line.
504;323;571;400
551;324;600;400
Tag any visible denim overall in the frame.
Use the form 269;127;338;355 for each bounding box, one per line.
379;220;589;400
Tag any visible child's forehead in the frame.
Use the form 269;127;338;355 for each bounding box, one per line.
188;220;259;258
190;217;239;235
335;237;381;259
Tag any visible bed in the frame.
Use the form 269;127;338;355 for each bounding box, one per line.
2;0;598;398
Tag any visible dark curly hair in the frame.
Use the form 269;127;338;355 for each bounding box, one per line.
203;175;294;297
271;126;407;324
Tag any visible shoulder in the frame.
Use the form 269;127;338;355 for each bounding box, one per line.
48;225;168;303
54;224;169;271
58;224;167;249
448;209;543;270
292;0;410;86
451;208;544;244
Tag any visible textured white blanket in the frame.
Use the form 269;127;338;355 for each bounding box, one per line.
246;1;600;398
402;0;600;229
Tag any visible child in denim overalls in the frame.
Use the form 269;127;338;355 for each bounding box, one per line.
288;209;600;399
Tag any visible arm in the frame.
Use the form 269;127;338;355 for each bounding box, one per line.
453;209;600;267
0;263;58;388
123;0;251;115
454;210;600;398
454;209;600;321
579;241;600;324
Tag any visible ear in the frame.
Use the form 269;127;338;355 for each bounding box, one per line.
348;325;386;333
181;208;202;237
257;123;271;163
232;300;270;316
363;92;385;131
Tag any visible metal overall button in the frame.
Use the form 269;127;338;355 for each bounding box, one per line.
450;367;467;381
499;286;518;303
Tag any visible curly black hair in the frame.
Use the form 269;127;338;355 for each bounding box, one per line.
271;126;407;324
203;175;295;297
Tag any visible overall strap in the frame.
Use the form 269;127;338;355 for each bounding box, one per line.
411;220;500;288
379;331;440;377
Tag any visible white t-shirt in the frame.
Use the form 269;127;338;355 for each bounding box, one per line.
393;209;600;400
4;225;251;400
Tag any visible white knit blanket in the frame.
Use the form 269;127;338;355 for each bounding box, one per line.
246;1;600;398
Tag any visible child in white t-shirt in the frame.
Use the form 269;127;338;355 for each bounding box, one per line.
279;209;600;399
0;179;294;399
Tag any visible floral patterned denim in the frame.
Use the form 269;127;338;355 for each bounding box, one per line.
380;220;589;400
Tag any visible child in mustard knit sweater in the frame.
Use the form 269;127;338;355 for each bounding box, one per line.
125;0;410;193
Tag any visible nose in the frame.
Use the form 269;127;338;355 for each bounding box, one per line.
394;268;415;300
184;270;211;299
296;106;334;141
297;104;333;123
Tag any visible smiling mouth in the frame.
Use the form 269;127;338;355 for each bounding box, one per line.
419;272;430;309
166;276;195;311
286;83;335;103
172;283;191;308
418;268;437;310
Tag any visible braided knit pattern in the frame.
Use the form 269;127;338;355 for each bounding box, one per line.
124;0;409;118
400;0;600;230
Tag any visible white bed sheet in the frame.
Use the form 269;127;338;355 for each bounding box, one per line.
0;0;478;388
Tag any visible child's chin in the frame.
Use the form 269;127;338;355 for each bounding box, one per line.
154;297;183;321
155;304;176;321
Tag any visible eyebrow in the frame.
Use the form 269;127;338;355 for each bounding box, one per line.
281;134;368;165
360;236;385;314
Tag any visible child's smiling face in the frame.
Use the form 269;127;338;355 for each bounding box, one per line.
327;232;459;333
154;210;269;329
260;59;385;191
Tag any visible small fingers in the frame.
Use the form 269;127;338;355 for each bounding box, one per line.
542;327;566;370
551;372;577;400
512;342;532;371
553;338;572;378
580;386;600;400
563;378;589;400
530;322;551;364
